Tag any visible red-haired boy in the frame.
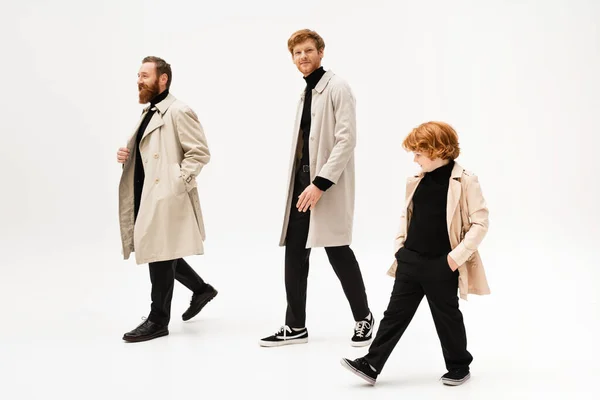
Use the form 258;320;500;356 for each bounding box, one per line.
341;122;491;386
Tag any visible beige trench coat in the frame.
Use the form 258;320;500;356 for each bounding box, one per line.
387;162;491;300
279;70;357;248
118;93;210;265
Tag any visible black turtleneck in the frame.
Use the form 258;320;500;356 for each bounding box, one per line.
298;66;334;191
403;160;455;258
133;89;169;220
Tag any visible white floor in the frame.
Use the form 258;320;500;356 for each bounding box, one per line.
1;239;598;399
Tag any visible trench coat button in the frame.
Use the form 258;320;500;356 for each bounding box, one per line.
155;178;159;184
144;159;148;163
311;112;315;116
153;153;159;159
310;137;314;141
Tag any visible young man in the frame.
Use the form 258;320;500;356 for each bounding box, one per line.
340;121;491;386
259;29;374;348
116;56;217;343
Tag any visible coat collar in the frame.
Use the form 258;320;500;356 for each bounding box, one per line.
314;70;334;94
300;70;335;98
137;93;177;142
142;92;176;115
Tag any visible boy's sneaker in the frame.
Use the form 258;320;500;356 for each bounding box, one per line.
441;369;471;386
351;312;374;347
259;325;308;347
340;357;378;385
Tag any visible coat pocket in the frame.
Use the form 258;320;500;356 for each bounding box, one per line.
170;164;186;195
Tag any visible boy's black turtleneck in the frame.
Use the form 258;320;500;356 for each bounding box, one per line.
403;160;455;258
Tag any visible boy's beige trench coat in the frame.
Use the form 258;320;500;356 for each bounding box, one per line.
118;94;210;265
387;163;491;300
279;70;358;249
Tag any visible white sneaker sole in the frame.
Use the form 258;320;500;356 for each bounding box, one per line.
442;372;471;386
350;337;373;347
258;337;308;347
340;358;376;385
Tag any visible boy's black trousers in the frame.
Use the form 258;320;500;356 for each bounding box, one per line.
364;247;473;373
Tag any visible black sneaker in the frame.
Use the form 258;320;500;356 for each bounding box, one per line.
259;325;308;347
441;369;471;386
351;312;374;347
340;357;377;385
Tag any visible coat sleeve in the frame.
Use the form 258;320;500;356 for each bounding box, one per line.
315;81;356;184
174;106;211;191
449;174;489;266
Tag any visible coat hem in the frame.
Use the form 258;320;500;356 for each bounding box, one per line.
133;248;205;265
304;238;352;248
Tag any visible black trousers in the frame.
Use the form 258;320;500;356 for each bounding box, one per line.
147;258;208;326
364;247;473;373
284;167;370;328
133;181;207;326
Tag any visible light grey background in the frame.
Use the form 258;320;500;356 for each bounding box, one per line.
1;0;598;399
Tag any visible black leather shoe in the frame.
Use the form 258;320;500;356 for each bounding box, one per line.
182;284;218;321
122;319;169;343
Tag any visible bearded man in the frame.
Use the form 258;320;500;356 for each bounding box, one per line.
116;56;217;343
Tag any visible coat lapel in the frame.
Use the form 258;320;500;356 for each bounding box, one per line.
127;113;146;149
405;175;422;206
404;163;464;236
141;111;164;142
140;93;177;142
446;163;464;235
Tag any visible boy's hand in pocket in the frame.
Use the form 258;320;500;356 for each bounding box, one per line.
447;255;459;271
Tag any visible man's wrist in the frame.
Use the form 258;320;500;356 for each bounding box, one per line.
313;176;334;191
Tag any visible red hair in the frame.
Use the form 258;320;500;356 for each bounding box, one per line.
287;29;325;54
402;121;460;160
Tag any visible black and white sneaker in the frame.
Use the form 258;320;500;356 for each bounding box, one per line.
441;369;471;386
259;325;308;347
351;312;374;347
340;357;378;385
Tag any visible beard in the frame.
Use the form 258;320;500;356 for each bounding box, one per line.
138;79;160;104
